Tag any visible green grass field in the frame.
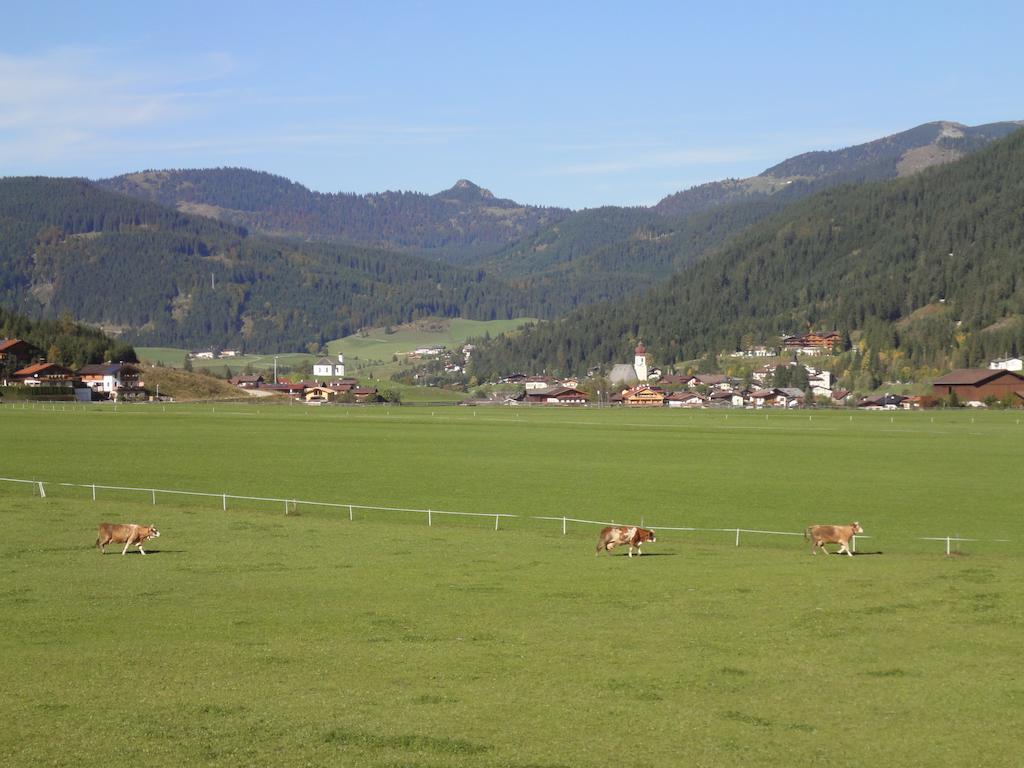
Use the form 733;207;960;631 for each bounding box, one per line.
1;405;1022;766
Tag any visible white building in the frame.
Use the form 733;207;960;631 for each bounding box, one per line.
313;354;346;378
989;357;1023;372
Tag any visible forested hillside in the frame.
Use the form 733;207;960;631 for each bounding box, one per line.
89;122;1022;318
0;178;540;350
98;170;570;262
469;127;1024;381
476;121;1024;311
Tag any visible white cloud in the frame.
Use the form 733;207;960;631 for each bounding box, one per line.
0;47;232;166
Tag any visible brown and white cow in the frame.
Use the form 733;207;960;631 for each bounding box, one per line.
96;523;160;555
804;522;863;556
595;526;656;557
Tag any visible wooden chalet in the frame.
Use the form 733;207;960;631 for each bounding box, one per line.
783;331;841;355
932;368;1024;404
622;385;665;407
13;362;75;386
0;339;39;367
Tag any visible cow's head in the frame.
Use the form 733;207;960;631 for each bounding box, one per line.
142;526;160;540
851;522;863;534
640;528;656;543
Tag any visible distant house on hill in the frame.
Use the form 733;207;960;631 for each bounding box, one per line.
932;368;1024;405
313;355;345;378
524;376;555;391
782;331;841;355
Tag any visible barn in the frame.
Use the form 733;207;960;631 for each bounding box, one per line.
932;368;1024;405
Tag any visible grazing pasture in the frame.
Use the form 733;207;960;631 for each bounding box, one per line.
1;405;1021;766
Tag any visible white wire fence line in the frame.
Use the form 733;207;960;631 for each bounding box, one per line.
0;476;1012;553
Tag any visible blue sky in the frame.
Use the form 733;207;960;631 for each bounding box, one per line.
2;1;1021;209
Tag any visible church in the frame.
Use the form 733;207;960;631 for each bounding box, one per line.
609;343;652;388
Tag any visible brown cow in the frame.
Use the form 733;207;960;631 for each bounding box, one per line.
804;522;863;556
96;523;160;555
595;526;656;557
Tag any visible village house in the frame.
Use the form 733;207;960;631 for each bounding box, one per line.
621;385;665;407
748;387;803;408
0;339;39;368
524;376;556;391
858;393;907;410
77;362;142;397
229;374;265;389
989;356;1023;372
808;370;834;398
666;391;706;408
751;364;776;384
782;331;842;355
709;390;746;407
313;354;346;378
522;385;589;405
932;368;1024;405
12;362;75;386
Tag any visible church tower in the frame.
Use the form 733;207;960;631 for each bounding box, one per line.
634;342;649;382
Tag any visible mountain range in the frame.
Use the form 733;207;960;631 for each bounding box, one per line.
2;119;1023;374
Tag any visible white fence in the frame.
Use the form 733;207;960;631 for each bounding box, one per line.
0;476;1011;553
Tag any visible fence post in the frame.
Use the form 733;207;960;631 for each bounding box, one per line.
222;493;227;511
38;482;46;498
348;505;353;521
562;516;567;535
735;528;740;546
495;514;500;531
92;484;96;501
284;499;289;515
152;489;156;505
428;508;432;527
946;536;951;556
852;534;857;553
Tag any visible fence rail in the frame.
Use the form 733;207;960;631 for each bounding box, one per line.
0;476;1011;552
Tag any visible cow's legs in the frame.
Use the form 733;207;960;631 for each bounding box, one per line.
138;544;147;555
121;537;133;555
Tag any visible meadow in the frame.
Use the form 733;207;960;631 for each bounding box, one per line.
1;404;1022;767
